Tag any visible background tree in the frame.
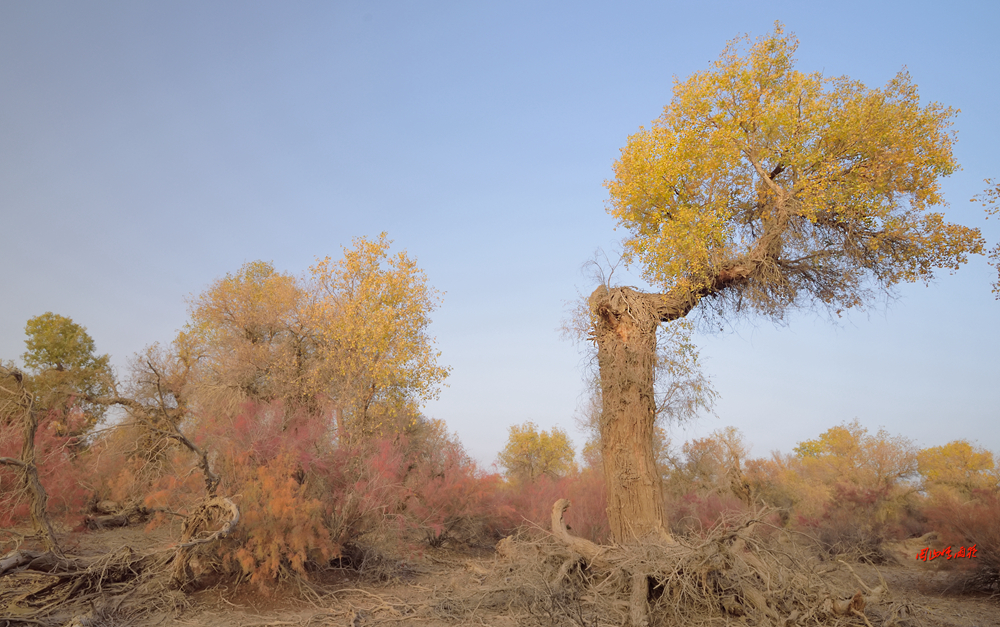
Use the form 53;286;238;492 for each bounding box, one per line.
20;312;114;437
309;232;451;440
497;421;576;483
170;234;449;441
592;24;984;543
918;439;998;497
185;260;313;416
793;420;917;492
662;426;750;499
973;179;1000;297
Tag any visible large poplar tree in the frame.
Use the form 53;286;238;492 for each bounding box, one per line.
592;25;984;544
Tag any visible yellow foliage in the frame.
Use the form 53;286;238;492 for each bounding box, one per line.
606;23;983;317
309;233;450;439
497;421;576;482
918;440;998;496
793;420;917;490
179;234;448;440
186;260;311;410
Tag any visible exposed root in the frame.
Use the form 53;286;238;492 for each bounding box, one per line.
83;502;154;531
460;499;906;626
0;545;182;626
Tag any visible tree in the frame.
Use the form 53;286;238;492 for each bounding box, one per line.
178;234;449;440
574;316;716;474
663;426;750;499
20;312;113;436
793;420;917;491
185;260;313;415
591;25;984;544
497;421;576;482
918;440;998;496
309;233;450;439
973;179;1000;297
0;366;61;552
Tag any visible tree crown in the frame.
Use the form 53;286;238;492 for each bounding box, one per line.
606;24;983;319
497;421;576;482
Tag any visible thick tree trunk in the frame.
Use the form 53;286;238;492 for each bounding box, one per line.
587;259;760;544
589;286;674;544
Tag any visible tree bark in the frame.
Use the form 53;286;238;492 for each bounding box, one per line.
588;226;780;544
0;368;61;554
589;286;674;544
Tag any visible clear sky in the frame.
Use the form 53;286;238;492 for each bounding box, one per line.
2;1;997;467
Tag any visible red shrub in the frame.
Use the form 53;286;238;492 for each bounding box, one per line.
923;490;1000;588
502;469;608;543
665;491;748;537
0;407;91;528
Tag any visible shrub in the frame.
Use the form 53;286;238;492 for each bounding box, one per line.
665;491;748;537
117;401;515;591
0;407;91;528
502;469;608;543
924;490;1000;590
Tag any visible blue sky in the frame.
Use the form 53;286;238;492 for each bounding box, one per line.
2;1;997;466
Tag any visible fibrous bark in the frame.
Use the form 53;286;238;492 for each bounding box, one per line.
0;367;61;554
588;216;782;544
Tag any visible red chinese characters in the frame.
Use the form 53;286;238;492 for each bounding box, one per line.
916;545;978;561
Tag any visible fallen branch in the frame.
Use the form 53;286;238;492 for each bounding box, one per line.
170;496;241;589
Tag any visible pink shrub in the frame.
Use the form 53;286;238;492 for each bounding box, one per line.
0;407;91;528
665;491;748;537
502;469;609;543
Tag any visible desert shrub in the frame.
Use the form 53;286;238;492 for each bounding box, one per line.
810;482;897;563
111;401;513;591
404;439;512;548
923;489;1000;590
502;468;608;543
0;406;92;528
665;490;749;537
227;451;336;587
751;421;921;562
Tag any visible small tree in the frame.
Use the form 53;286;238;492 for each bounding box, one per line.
497;421;576;483
591;24;984;544
21;312;114;437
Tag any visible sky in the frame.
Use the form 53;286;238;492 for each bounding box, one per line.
2;1;998;467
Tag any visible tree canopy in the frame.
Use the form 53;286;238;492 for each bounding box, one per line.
497;421;576;482
15;313;113;435
605;24;984;321
174;233;449;441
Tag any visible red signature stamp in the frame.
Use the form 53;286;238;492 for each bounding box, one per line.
916;545;977;562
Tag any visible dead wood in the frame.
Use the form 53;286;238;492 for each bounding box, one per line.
170;496;240;590
84;504;153;531
484;498;897;626
0;367;61;555
0;546;178;625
